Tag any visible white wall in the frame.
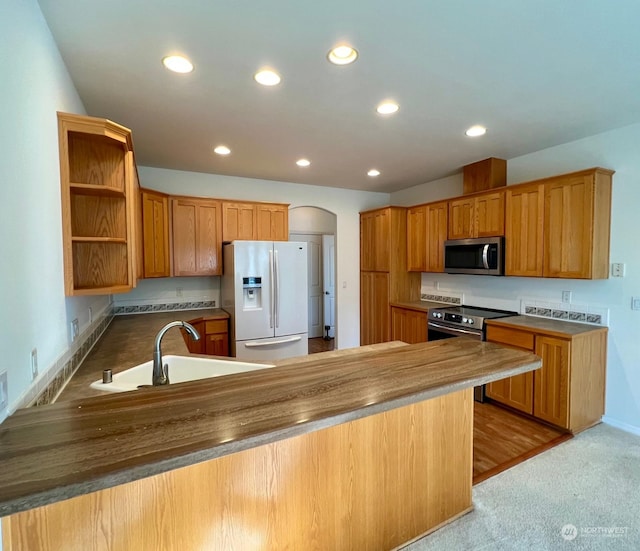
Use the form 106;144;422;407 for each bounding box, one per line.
391;123;640;434
0;0;111;421
138;166;389;349
289;206;337;234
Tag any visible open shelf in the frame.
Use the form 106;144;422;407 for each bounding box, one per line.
70;183;125;197
68;132;126;192
72;242;129;290
71;237;127;244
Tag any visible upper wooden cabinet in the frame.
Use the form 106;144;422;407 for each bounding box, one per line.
505;183;545;277
463;157;506;194
171;197;222;276
543;169;612;279
360;208;391;272
505;168;613;279
256;203;288;241
222;201;289;242
448;190;505;239
407;201;448;272
141;189;170;278
57;112;139;295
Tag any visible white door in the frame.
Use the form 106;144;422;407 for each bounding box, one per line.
322;234;336;338
273;241;308;337
290;234;323;338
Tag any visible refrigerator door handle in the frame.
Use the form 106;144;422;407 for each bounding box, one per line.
269;250;274;329
243;335;302;347
274;249;279;328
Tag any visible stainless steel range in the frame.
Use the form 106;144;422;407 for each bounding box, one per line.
427;305;518;401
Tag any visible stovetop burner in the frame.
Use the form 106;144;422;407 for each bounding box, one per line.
428;304;517;329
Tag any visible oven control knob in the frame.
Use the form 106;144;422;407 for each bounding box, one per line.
462;317;468;323
467;318;474;325
434;312;442;318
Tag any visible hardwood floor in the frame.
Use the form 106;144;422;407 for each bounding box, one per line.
473;400;572;484
308;337;335;354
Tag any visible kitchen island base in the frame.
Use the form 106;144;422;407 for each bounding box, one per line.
2;388;473;551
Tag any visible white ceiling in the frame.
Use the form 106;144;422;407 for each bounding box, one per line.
38;0;640;193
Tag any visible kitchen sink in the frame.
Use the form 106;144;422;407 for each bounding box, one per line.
90;355;274;393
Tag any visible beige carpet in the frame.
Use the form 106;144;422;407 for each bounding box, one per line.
406;423;640;550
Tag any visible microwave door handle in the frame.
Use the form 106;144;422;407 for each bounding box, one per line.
482;244;490;269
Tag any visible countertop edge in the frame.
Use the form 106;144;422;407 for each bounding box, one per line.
0;353;540;517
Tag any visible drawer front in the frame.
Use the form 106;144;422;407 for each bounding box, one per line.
486;325;535;350
205;319;228;334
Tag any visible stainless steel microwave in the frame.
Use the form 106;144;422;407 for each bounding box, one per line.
444;237;505;275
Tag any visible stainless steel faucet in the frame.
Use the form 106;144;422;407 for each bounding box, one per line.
153;321;200;386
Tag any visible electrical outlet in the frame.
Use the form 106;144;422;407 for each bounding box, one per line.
0;371;8;411
611;263;625;277
71;318;79;341
31;348;38;380
562;291;572;303
632;297;640;311
176;287;183;297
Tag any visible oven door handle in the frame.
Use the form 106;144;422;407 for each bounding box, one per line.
482;244;490;270
428;322;482;338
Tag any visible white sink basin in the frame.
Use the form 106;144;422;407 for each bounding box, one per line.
90;355;274;393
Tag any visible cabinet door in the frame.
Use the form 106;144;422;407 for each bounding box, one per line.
475;191;505;237
544;176;594;278
360;272;390;345
256;203;288;241
222;202;256;241
406;206;427;272
391;307;427;344
172;198;222;276
505;184;544;277
448;197;475;239
206;333;230;356
141;190;170;278
360;209;390;272
534;336;570;428
425;201;448;272
485;325;534;414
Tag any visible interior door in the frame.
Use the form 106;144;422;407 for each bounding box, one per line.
322;234;336;338
290;233;323;338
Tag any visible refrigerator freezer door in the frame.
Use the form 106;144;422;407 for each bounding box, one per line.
235;333;309;361
231;241;274;341
274;242;308;337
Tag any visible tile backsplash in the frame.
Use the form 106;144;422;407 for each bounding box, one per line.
521;300;608;326
421;292;463;305
114;300;217;315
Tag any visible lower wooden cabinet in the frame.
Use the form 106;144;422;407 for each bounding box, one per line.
360;272;390;345
391;307;428;344
182;317;230;357
485;322;607;433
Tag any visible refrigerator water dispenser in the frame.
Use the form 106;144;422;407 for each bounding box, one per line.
242;277;262;309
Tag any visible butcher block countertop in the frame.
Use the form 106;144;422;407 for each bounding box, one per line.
485;315;607;338
0;338;541;517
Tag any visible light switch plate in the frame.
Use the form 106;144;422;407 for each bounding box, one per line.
632;297;640;311
611;263;625;277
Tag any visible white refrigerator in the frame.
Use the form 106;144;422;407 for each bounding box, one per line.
222;241;309;361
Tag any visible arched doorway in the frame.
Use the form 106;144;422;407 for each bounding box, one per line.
288;206;337;352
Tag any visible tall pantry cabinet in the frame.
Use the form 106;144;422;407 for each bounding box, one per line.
360;207;420;345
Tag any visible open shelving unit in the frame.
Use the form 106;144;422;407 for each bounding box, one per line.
58;113;138;295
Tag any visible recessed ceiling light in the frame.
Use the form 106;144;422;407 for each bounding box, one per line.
213;145;231;156
376;101;399;115
465;125;487;137
367;169;380;177
296;158;311;167
327;45;358;65
162;55;194;74
254;69;281;86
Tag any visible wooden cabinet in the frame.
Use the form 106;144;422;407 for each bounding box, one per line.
463;157;506;194
486;321;607;433
360;207;420;345
505;168;613;279
171;197;222;276
543;169;612;279
448;191;504;239
391;307;428;344
505;183;545;277
182;317;229;357
256;203;288;241
57;112;139;295
407;201;448;272
222;201;289;242
141;189;170;278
